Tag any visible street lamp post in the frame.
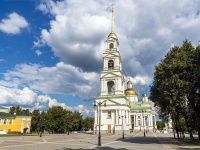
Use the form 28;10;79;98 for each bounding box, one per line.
94;100;106;146
119;115;126;140
140;109;146;137
39;118;45;137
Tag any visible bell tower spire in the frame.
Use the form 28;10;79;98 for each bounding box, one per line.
111;3;115;33
107;3;118;43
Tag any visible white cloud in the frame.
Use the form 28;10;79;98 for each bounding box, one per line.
0;12;28;34
74;105;90;115
1;0;200;111
36;50;42;56
34;0;200;80
0;62;99;99
0;59;4;62
0;86;91;116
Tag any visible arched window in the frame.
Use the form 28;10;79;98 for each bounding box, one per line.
107;81;115;94
109;43;114;49
108;60;114;69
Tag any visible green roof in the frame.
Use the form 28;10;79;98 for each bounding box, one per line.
0;112;16;118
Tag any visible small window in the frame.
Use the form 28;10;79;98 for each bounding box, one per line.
108;111;111;118
4;119;7;124
109;43;114;49
9;119;12;124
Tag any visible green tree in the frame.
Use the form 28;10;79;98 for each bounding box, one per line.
46;106;66;133
30;110;40;133
156;121;165;130
9;106;22;115
150;40;200;140
70;111;82;131
82;117;94;131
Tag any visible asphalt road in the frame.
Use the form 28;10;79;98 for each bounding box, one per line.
0;131;199;150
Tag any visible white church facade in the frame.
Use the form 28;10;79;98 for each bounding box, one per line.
93;6;157;134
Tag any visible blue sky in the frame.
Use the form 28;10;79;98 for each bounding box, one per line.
0;0;200;117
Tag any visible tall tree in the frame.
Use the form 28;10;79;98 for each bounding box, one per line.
46;106;66;133
150;40;200;140
9;106;22;115
30;110;41;133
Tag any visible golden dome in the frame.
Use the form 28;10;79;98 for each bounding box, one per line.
142;93;148;97
125;88;138;96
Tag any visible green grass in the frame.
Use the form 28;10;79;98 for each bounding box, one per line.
0;133;37;137
179;138;200;146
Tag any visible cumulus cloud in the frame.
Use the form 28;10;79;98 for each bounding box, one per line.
0;62;99;100
1;0;200;111
0;86;91;116
0;12;28;34
35;0;200;86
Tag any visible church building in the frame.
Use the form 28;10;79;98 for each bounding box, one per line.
93;6;157;134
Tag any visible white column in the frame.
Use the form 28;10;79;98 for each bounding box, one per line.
140;115;143;126
136;115;138;126
95;108;97;124
128;111;130;124
154;115;157;127
115;110;116;124
117;109;119;124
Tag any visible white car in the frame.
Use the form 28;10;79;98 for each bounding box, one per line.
0;130;7;134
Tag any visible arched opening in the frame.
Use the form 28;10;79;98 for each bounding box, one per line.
107;81;115;94
109;43;114;49
108;60;114;69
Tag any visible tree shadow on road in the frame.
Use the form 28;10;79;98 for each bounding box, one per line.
56;147;128;150
116;134;200;149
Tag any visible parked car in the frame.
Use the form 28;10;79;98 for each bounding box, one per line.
0;130;7;134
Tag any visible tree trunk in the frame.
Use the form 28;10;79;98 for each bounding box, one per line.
182;130;185;139
176;126;180;139
189;129;194;141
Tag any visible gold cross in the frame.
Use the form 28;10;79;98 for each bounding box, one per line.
111;3;115;10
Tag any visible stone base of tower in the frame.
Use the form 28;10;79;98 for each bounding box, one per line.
132;126;156;132
93;124;132;134
93;124;157;134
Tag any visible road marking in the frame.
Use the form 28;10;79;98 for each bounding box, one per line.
42;138;47;143
132;132;140;137
88;132;141;149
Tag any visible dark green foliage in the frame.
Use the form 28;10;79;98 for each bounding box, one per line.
150;40;200;140
156;121;165;130
82;117;94;131
10;105;94;134
30;110;40;133
9;106;23;115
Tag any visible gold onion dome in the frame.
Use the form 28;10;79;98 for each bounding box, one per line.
125;88;138;95
142;93;148;97
125;80;138;95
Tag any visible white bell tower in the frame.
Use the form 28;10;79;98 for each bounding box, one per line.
100;5;125;96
